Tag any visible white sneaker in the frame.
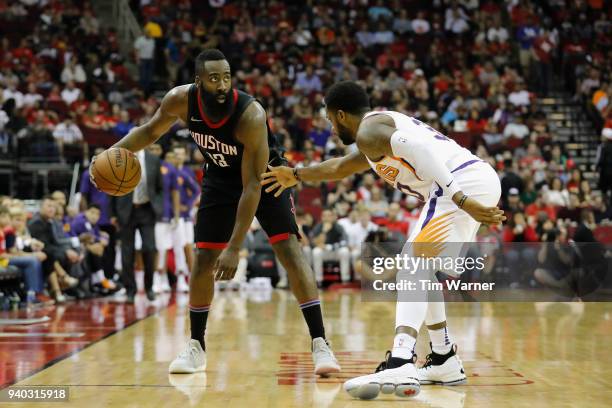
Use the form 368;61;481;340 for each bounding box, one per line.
177;274;189;293
276;276;288;289
312;337;341;376
418;343;466;385
153;272;162;294
344;352;420;400
161;274;172;292
168;339;206;374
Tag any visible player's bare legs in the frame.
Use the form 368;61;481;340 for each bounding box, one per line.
272;235;341;375
272;236;318;303
184;244;194;280
169;247;221;373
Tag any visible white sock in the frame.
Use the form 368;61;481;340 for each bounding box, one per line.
426;301;452;354
392;333;416;360
429;326;452;354
97;270;106;281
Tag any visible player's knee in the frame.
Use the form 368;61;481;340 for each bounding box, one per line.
192;249;219;277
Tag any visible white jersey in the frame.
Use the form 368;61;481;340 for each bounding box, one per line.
364;111;478;201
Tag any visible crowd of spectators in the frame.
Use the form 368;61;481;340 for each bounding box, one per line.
1;0;611;302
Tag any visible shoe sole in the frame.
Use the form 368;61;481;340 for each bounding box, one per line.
346;381;420;400
168;364;206;374
420;377;467;386
314;364;341;376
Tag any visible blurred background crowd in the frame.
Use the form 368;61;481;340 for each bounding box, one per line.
1;0;611;306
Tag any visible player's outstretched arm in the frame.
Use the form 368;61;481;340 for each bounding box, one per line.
260;151;371;197
213;101;269;281
112;86;187;152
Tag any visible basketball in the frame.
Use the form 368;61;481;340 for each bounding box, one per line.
91;147;141;196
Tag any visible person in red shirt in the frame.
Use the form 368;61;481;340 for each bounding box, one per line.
377;202;410;237
503;212;539;242
525;193;557;222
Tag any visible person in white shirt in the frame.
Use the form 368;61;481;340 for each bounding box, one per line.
503;115;530;141
411;12;430;34
508;82;531;107
3;80;24;108
134;28;156;92
341;208;378;273
60;56;87;83
23;83;43;107
53;116;85;162
61;81;81;105
487;19;509;43
262;81;504;400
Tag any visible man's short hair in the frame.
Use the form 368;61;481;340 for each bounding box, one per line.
87;203;101;211
195;48;227;74
324;81;370;115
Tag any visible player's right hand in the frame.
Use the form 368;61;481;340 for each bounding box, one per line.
261;165;298;197
461;196;506;225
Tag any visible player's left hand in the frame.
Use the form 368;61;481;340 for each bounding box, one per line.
213;247;240;281
460;196;506;225
261;165;298;197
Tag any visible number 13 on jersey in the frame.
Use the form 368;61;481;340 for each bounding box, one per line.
206;152;229;167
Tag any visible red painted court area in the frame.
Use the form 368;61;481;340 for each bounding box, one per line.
0;298;166;388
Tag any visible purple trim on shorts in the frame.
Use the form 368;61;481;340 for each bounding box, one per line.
451;159;483;173
421;184;444;230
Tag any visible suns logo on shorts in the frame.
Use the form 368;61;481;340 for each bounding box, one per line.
375;164;399;182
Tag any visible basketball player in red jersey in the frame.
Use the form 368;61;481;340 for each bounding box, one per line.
91;49;340;375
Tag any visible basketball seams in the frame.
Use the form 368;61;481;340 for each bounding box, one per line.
92;165;121;188
122;155;142;185
115;148;129;195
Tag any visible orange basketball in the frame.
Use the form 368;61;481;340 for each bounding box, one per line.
91;147;141;196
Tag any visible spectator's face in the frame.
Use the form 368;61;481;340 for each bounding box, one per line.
570;194;580;207
552;178;562;190
322;210;335;224
41;199;56;219
509;194;519;206
388;203;400;219
196;59;232;106
51;191;66;207
165;152;176;166
85;207;101;225
174;147;187;165
359;210;371;225
0;212;9;228
514;213;525;225
11;213;26;232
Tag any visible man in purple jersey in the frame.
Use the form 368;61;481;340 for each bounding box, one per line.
153;149;181;293
172;144;201;292
70;203;113;291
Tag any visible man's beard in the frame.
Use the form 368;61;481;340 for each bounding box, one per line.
201;87;233;118
336;122;355;145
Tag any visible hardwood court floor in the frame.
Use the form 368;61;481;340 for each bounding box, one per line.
2;289;612;407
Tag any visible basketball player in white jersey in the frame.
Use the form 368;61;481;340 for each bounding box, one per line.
262;81;505;400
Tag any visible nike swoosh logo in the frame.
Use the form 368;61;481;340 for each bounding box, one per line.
446;180;453;187
191;116;202;122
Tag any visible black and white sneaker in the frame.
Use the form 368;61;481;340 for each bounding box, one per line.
418;343;466;385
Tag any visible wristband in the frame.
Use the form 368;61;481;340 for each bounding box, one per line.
458;194;468;209
293;167;301;182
